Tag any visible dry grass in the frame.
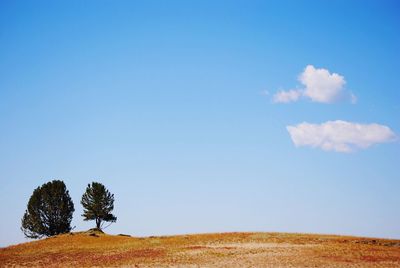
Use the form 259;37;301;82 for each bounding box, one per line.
1;230;400;267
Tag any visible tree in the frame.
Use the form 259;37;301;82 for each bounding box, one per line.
81;182;117;230
21;180;75;239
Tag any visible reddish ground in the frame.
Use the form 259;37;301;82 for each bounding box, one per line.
1;230;400;267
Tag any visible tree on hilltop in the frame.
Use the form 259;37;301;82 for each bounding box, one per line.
21;180;75;239
81;182;117;230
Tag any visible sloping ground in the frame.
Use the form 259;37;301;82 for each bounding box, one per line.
1;231;400;267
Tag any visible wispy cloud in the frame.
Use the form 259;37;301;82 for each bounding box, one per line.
350;92;357;104
273;89;302;103
286;120;396;152
273;65;354;104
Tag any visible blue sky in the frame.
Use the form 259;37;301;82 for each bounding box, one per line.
0;0;399;247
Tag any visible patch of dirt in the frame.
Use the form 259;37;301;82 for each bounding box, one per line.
205;242;313;249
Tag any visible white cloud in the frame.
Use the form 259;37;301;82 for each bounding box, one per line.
350;92;357;104
300;65;346;103
286;120;396;152
273;89;303;103
273;65;352;104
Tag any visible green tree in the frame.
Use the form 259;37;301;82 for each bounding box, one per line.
21;180;75;239
81;182;117;230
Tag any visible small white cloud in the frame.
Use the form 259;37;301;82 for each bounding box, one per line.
350;92;357;104
273;89;303;103
273;65;354;104
300;65;346;103
286;120;396;152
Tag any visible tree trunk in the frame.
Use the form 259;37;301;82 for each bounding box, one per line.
96;218;101;229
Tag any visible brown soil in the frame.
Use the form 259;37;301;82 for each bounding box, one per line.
1;231;400;267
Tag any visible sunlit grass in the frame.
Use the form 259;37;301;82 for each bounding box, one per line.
1;231;399;267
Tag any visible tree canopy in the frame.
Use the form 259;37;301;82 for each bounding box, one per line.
81;182;117;230
21;180;75;239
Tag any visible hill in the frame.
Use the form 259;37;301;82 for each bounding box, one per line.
1;230;400;267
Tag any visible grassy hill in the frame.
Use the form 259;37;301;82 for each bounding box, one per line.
1;230;400;267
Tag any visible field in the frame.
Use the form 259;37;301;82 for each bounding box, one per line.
1;230;400;267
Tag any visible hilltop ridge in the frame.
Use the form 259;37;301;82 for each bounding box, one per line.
1;231;400;267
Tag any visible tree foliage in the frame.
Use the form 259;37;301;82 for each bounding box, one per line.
81;182;117;229
21;180;75;239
